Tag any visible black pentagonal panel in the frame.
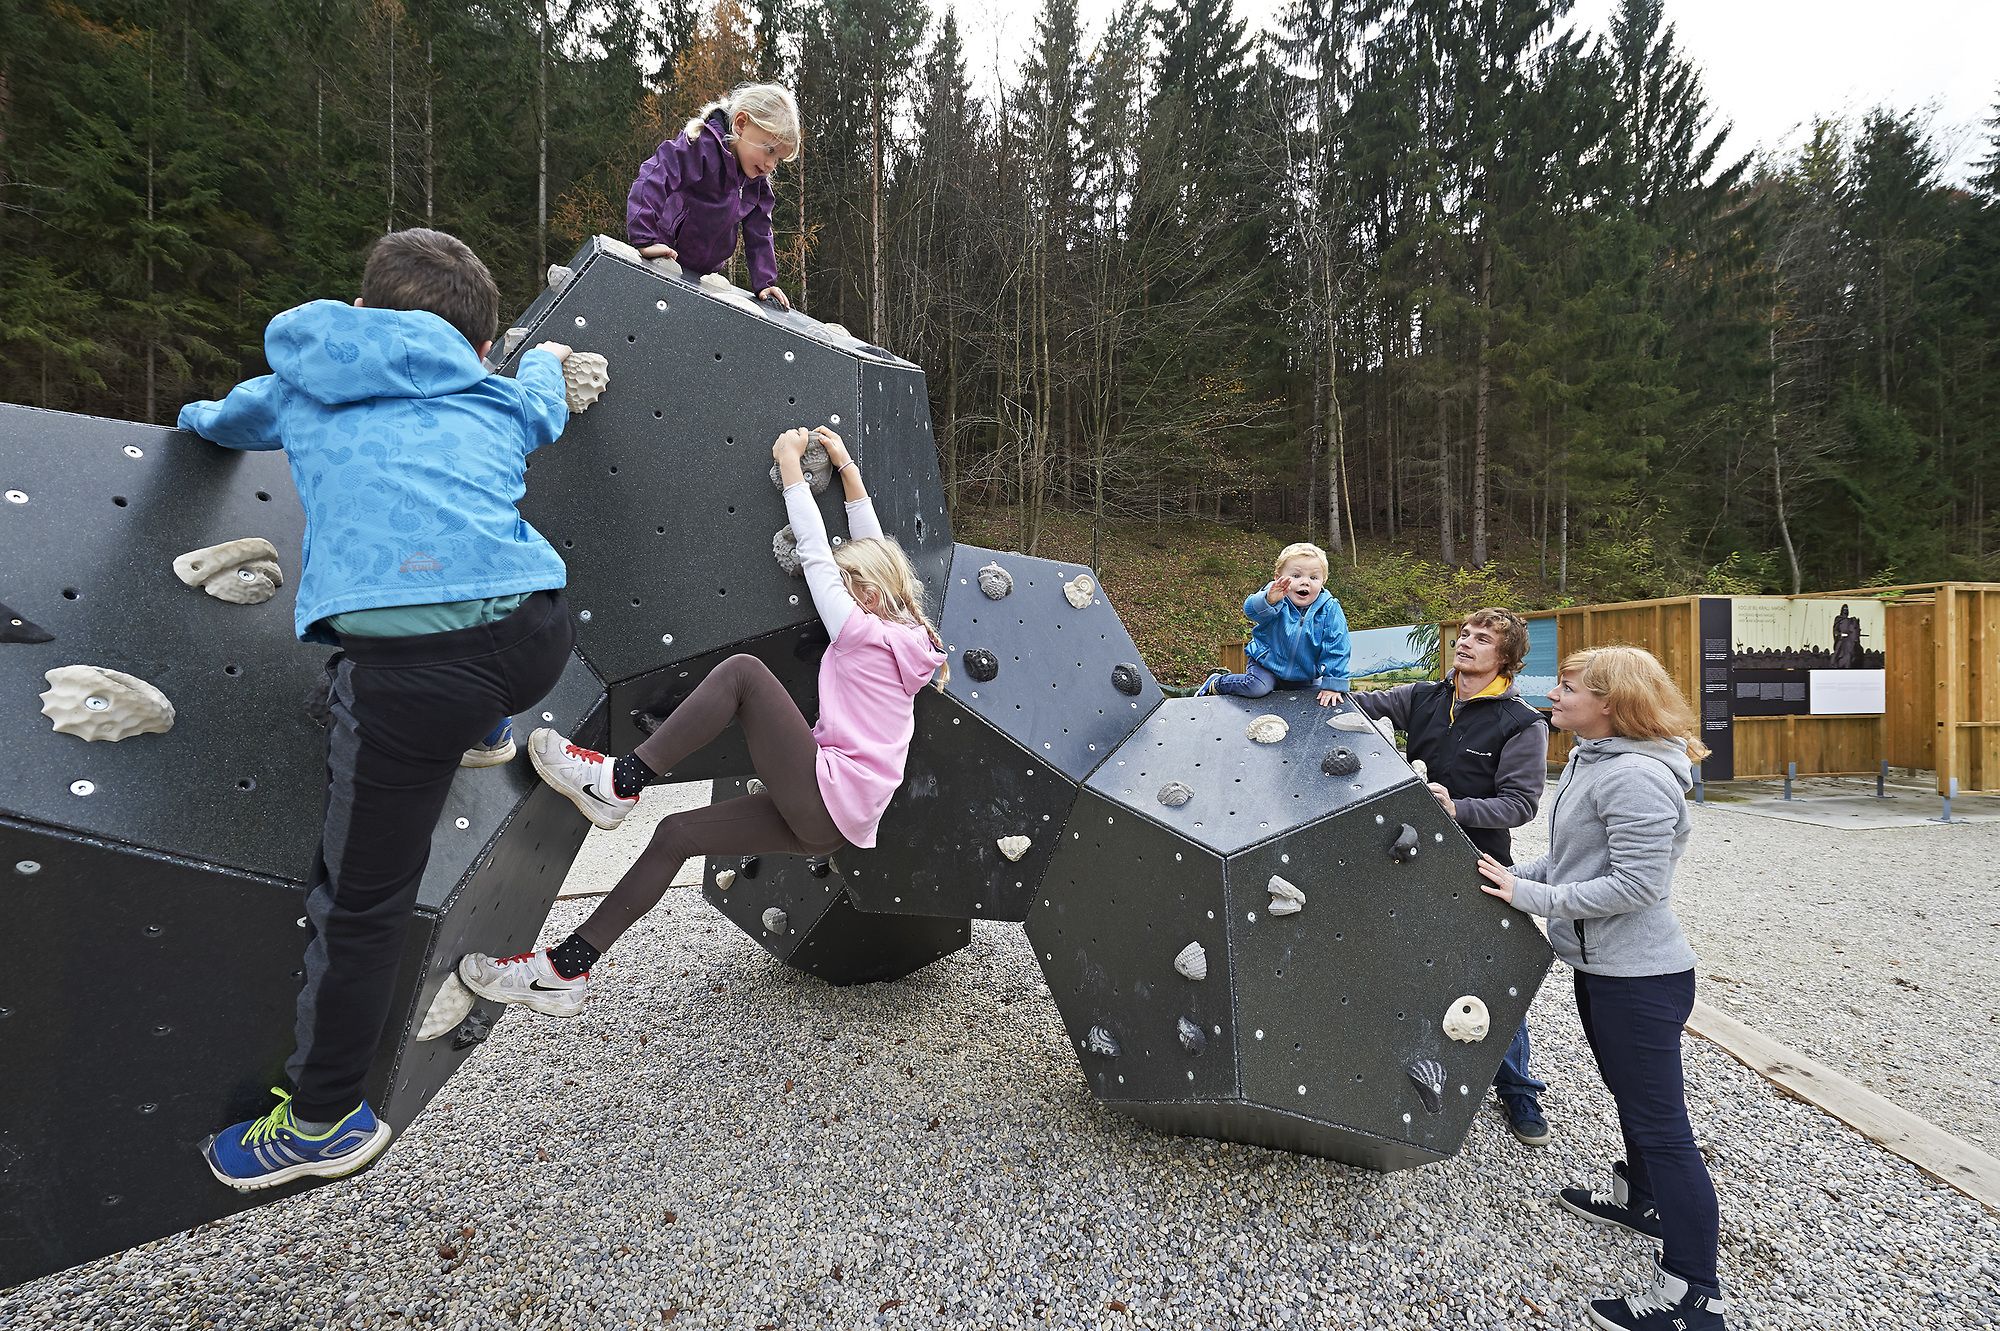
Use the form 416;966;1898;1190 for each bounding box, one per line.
856;362;954;604
603;621;830;775
936;544;1164;783
836;687;1079;921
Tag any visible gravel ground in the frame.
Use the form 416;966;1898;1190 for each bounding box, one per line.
1509;788;2000;1156
5;869;1996;1329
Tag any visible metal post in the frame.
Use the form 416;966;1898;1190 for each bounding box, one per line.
1783;761;1795;802
1933;777;1959;824
1877;760;1888;799
1693;762;1705;805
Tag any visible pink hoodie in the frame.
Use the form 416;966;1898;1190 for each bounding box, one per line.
811;611;946;847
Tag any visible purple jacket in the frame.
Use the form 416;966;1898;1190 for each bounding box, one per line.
626;111;778;291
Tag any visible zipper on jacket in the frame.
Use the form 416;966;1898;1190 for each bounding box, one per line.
1576;919;1588;964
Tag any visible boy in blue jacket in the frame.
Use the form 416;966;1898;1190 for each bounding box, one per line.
1198;542;1351;705
179;228;578;1189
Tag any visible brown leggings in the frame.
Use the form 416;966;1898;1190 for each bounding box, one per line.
574;654;844;953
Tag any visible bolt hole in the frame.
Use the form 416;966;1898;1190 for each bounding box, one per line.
255;491;271;502
113;495;128;507
62;588;79;600
224;664;240;676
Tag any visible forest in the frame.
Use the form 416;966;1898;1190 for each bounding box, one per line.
3;0;1998;606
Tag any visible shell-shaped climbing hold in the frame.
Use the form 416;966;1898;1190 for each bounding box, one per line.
1266;874;1305;916
1408;1058;1446;1114
546;263;574;292
745;778;766;795
1246;714;1289;745
647;256;683;277
762;907;789;935
1321;746;1361;776
173;537;285;605
977;562;1014;599
1084;1025;1121;1058
768;435;833;494
1443;995;1490;1043
1110;663;1143;696
1390;823;1420;864
963;648;999;682
562;352;610;413
822;321;851;339
40;665;175;742
713;869;737;891
1173;941;1208;981
1063;574;1096;609
595;234;643;263
1158;781;1194;808
997;835;1031;862
1;601;55;644
699;272;750;299
772;525;804;577
1177;1017;1206;1055
417;974;476;1041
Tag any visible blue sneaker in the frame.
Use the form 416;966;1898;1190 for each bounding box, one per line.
1194;672;1226;697
461;716;515;768
201;1088;393;1191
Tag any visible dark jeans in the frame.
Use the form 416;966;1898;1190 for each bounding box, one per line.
1492;1019;1546;1104
288;590;574;1120
1575;967;1721;1296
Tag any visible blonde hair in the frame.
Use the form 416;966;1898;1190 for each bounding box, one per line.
1559;646;1711;761
833;537;949;688
685;83;802;161
1273;541;1329;580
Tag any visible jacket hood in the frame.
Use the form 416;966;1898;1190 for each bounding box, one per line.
1572;734;1694;791
265;300;491;405
885;618;949;694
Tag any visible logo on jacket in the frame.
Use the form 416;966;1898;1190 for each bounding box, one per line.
400;552;444;574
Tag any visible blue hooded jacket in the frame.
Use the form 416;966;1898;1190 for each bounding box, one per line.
177;300;570;643
1242;586;1352;691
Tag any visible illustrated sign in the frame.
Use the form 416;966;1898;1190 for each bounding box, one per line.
1730;597;1884;717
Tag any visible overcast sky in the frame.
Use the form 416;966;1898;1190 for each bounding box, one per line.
954;0;1999;185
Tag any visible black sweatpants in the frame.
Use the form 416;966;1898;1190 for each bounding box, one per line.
287;589;574;1121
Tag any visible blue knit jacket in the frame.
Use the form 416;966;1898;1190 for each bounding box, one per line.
1241;587;1353;690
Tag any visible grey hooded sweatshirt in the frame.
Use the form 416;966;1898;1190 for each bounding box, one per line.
1507;735;1698;977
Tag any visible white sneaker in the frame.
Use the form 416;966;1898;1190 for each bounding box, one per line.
457;948;591;1018
527;727;636;830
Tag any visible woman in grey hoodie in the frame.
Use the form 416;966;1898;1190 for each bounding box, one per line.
1475;646;1727;1331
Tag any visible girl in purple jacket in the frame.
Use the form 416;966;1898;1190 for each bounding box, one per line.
457;426;948;1013
627;83;800;308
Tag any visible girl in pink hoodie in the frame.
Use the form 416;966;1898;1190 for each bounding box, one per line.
458;426;947;1012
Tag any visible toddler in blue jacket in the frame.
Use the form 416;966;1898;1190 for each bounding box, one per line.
179;228;579;1189
1198;541;1351;706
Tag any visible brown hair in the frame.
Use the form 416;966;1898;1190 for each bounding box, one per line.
1461;607;1531;678
361;228;500;348
1559;646;1711;761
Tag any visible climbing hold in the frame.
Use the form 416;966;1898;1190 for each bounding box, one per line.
40;665;175;742
500;327;530;360
1407;1058;1445;1115
822;322;851;339
1321;747;1360;776
768;434;833;494
745;778;766;795
963;648;999;682
807;857;833;878
416;975;476;1042
1266;875;1305;917
1173;941;1208;981
1442;995;1490;1044
1084;1025;1121;1057
977;562;1014;600
647;256;682;277
1390;824;1419;864
699;272;750;300
714;869;737;891
546;263;574;292
595;235;644;263
1;602;54;645
1246;715;1289;745
1411;758;1429;783
772;525;804;577
1329;711;1397;744
1158;781;1193;808
1062;574;1096;609
739;856;760;879
762;907;789;935
562;352;610;413
173;537;284;605
1110;663;1143;696
451;1009;494;1051
1177;1017;1206;1055
997;835;1031;862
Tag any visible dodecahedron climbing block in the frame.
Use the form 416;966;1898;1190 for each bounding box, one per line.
1025;690;1553;1169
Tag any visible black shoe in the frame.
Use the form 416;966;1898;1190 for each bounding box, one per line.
1559;1160;1664;1240
1497;1093;1551;1146
1587;1256;1727;1330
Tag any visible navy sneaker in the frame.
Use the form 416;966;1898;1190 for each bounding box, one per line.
201;1089;393;1191
1498;1093;1552;1146
1588;1256;1727;1330
461;717;516;768
1559;1160;1665;1239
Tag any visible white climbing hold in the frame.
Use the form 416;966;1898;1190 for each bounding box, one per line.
699;272;752;301
1158;781;1194;808
417;974;476;1041
174;537;285;606
997;835;1031;862
1443;995;1491;1043
1085;1025;1121;1057
1176;1017;1206;1055
595;234;643;263
501;327;530;359
40;665;175;742
1328;711;1396;745
822;321;850;339
762;907;788;935
1173;941;1208;981
746;778;766;796
1411;758;1429;782
977;562;1014;600
1246;714;1289;745
1063;574;1096;609
561;352;610;413
647;256;683;277
1266;874;1305;916
714;869;737;891
546;263;574;292
772;525;804;577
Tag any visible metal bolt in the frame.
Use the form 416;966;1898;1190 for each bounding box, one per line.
69;780;94;797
